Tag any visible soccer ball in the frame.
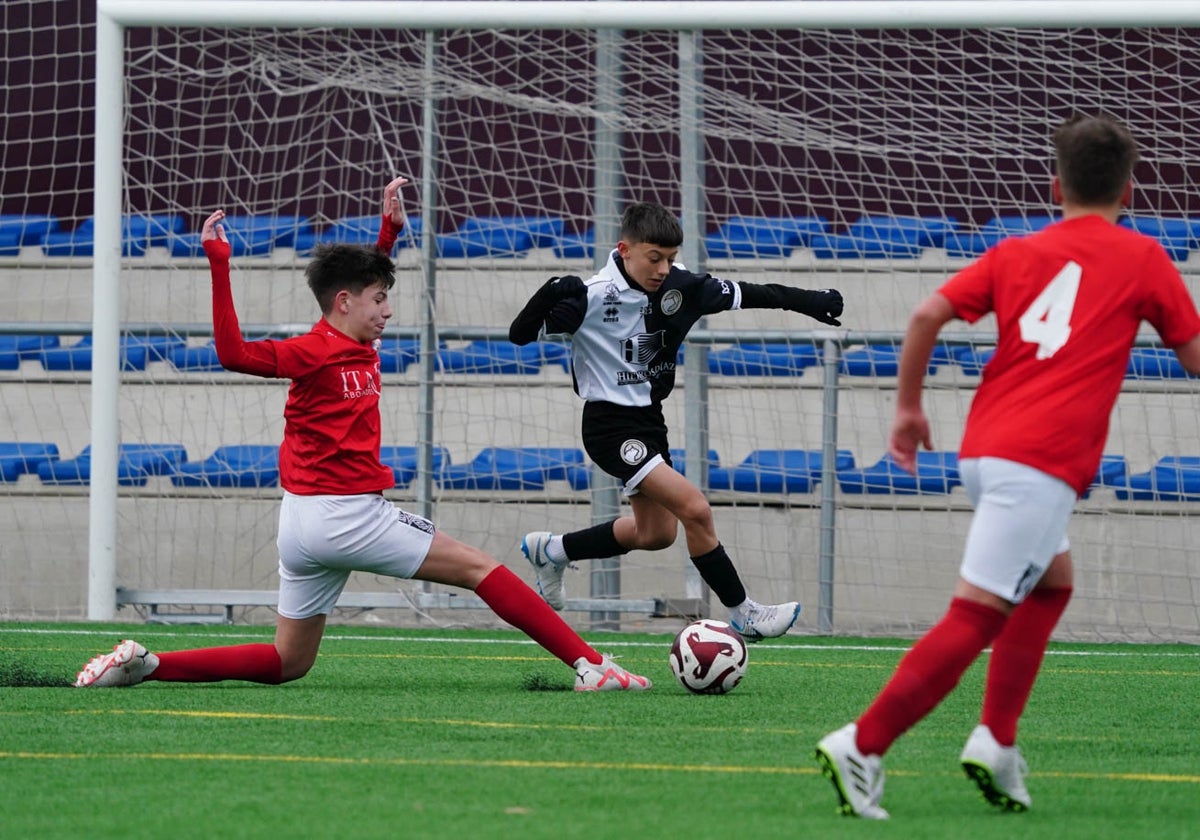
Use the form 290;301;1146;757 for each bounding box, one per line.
668;619;748;695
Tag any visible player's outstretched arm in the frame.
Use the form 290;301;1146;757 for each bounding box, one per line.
376;175;411;253
739;282;844;326
203;208;278;377
509;275;586;345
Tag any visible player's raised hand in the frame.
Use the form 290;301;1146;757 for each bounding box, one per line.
382;176;410;226
201;209;227;243
888;406;932;475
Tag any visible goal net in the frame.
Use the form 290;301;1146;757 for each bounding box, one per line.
4;1;1200;641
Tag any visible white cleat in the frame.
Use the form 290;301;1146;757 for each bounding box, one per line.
961;724;1032;811
814;723;889;819
729;599;801;642
573;654;652;692
521;531;567;610
74;639;159;688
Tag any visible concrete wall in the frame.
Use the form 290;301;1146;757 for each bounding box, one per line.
3;255;1200;641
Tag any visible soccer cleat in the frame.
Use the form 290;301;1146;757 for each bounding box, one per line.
814;723;890;819
961;724;1032;811
74;639;159;688
573;654;652;692
522;531;568;610
729;599;801;642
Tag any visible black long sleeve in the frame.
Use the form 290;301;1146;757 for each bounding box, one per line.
509;275;586;345
740;282;843;326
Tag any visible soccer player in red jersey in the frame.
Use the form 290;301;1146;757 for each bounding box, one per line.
74;177;650;693
815;114;1200;818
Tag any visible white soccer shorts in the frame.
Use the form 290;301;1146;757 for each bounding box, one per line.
958;456;1075;604
275;491;435;619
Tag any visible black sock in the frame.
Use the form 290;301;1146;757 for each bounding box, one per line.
562;520;625;561
690;543;747;608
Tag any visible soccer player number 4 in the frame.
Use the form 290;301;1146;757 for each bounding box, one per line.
1018;260;1081;360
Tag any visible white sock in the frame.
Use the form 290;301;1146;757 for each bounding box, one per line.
546;535;568;564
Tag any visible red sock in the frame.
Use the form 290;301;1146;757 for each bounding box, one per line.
856;598;1007;756
982;587;1072;746
475;565;599;667
149;643;283;684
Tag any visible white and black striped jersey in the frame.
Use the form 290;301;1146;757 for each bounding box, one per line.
537;249;741;406
510;249;842;408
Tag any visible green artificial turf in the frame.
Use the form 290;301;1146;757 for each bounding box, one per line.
1;623;1197;839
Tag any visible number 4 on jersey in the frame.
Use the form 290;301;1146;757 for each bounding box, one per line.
1018;260;1081;359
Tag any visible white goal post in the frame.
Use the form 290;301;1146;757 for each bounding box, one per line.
25;0;1196;638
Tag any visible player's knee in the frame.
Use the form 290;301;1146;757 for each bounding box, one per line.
278;654;316;683
639;528;676;551
674;494;715;531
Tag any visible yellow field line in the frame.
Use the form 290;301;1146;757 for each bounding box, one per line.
2;750;1198;785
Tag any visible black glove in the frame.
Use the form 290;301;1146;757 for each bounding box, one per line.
793;288;843;326
509;275;585;344
545;274;585;302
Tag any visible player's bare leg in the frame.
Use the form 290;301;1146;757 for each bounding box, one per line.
631;465;801;641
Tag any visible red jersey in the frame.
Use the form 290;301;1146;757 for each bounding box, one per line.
940;215;1200;497
206;240;395;496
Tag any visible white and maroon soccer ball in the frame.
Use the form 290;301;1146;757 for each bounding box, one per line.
668;619;748;695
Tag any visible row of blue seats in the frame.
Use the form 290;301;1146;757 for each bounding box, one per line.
4;442;1198;499
4;335;1194;380
7;212;1200;260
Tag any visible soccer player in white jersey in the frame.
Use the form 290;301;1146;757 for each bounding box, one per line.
509;202;843;642
75;177;650;693
815;114;1200;818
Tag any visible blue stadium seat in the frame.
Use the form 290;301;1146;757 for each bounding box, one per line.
0;215;60;255
38;443;188;486
170;215;313;257
1126;347;1194;379
837;344;947;377
1115;456;1200;502
378;445;451;487
704;216;829;259
0;442;60;482
42;215;183;257
168;342;222;371
437;340;570;374
707;343;822;376
944;214;1058;257
295;215;424;254
170;445;279;488
554;228;595;259
668;448;721;480
378;338;423;374
38;336;149;372
437;216;565;258
0;335;61;370
1119;216;1194;261
810;215;959;259
954;346;995;376
1081;454;1128;499
438;446;585;490
837;451;961;495
708;448;856;493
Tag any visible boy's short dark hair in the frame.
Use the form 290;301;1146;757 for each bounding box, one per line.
1053;113;1138;206
305;244;396;313
620;202;684;248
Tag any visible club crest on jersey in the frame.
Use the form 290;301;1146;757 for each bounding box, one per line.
620;439;648;465
660;289;683;316
603;282;621;304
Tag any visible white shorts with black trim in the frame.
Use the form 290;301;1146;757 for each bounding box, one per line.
275;491;435;619
958;456;1075;604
